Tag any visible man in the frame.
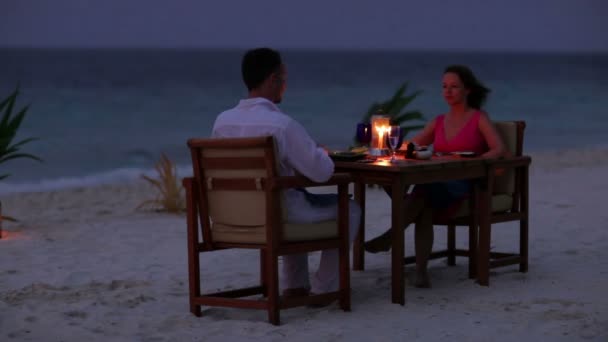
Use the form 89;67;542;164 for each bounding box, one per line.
212;47;360;297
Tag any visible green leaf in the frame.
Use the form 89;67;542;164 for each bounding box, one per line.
4;106;29;140
401;124;425;131
0;215;18;222
360;83;426;125
0;87;42;180
355;82;427;144
0;88;18;126
0;152;43;164
0;89;18;128
383;83;407;113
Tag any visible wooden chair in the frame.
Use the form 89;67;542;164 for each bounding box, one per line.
404;121;531;285
183;136;352;325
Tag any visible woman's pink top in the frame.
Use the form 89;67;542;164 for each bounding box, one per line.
433;111;488;154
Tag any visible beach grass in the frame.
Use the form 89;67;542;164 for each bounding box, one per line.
137;153;185;213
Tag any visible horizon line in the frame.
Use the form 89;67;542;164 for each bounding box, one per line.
1;45;607;55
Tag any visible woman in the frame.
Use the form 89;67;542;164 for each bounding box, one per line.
364;65;505;288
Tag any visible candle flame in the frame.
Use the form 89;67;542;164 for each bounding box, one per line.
375;125;388;149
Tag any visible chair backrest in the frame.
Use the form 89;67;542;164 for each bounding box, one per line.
187;136;280;244
493;121;525;195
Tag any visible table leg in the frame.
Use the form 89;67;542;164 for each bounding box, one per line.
353;181;366;271
391;177;406;305
477;173;493;286
468;181;479;279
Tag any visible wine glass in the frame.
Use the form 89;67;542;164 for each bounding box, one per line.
387;125;401;163
356;123;372;146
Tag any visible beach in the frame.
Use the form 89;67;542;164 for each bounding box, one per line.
1;148;607;341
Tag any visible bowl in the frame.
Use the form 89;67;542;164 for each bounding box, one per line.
414;150;432;160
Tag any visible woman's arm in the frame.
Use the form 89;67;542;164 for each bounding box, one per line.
409;117;437;147
478;112;506;158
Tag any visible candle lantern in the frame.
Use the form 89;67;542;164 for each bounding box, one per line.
369;114;391;156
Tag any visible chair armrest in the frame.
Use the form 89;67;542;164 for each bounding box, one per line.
484;156;531;177
485;156;531;169
270;172;352;190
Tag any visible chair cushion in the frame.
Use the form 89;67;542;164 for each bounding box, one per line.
208;190;267;226
198;137;340;245
494;121;517;194
211;221;338;244
453;194;513;218
203;145;290;226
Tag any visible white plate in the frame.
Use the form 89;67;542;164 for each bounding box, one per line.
451;151;477;157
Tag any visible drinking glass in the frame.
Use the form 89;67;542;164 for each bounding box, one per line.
387;125;401;163
356;123;372;145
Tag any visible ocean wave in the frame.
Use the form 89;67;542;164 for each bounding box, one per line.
2;146;608;195
0;164;193;195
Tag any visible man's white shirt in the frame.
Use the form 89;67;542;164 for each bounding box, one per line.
211;97;335;222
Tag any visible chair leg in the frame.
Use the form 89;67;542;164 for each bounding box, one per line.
468;221;478;279
266;252;280;325
520;218;529;273
476;171;494;286
339;182;351;311
185;180;201;317
188;253;202;317
477;192;492;286
260;250;268;296
353;181;366;271
467;183;478;279
339;234;351;312
447;225;456;266
520;167;529;273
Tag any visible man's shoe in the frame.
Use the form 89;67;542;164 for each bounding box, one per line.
307;292;336;308
414;272;432;288
364;233;392;253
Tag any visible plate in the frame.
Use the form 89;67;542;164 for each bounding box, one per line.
451;151;478;158
329;151;367;162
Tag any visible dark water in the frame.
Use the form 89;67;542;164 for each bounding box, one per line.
0;48;606;192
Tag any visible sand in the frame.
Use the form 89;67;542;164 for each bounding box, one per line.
1;148;607;341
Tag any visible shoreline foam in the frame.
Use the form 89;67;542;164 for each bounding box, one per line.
2;146;607;196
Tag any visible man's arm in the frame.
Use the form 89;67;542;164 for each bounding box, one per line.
281;120;334;183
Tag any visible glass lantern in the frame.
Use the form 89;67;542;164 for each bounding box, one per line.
369;114;391;156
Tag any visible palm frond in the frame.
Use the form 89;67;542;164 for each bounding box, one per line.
0;214;18;222
0;89;18;128
6;105;30;135
4;137;40;152
0;152;43;164
356;82;427;143
0;86;42;179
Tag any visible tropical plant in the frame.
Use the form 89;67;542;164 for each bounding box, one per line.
137;153;185;213
0;87;42;180
0;87;41;236
356;82;426;143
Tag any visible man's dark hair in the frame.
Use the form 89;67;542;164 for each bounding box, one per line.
444;65;491;109
241;48;282;91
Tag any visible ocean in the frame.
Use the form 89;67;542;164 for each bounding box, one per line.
1;48;606;193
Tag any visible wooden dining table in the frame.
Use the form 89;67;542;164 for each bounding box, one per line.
334;155;492;305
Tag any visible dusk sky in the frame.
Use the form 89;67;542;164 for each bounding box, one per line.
1;0;607;52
